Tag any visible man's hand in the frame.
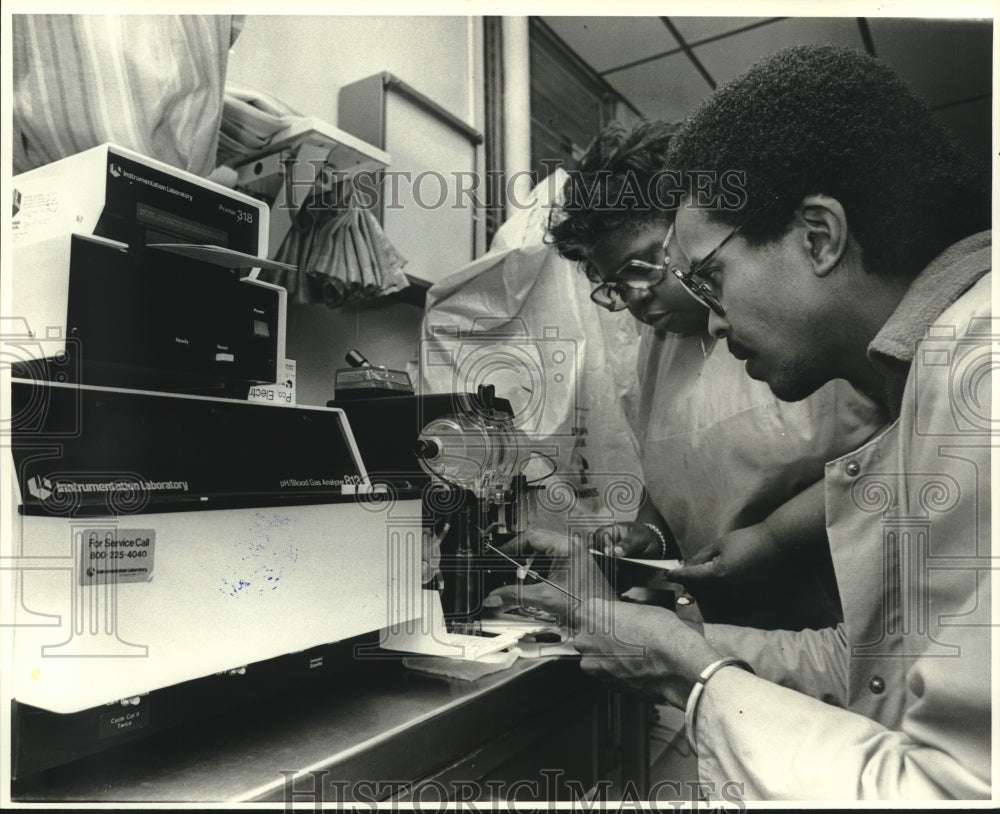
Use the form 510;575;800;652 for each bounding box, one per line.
486;530;614;623
669;524;781;592
572;599;721;708
494;528;571;560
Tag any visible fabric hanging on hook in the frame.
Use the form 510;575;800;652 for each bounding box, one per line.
267;178;409;308
266;184;330;304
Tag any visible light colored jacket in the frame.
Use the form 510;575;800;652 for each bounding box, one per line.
696;236;992;800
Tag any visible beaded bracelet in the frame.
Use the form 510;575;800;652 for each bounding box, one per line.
684;656;755;755
642;522;668;559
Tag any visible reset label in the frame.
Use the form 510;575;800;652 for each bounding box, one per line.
79;529;155;585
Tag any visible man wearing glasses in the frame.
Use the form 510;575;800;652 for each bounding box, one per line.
547;120;883;632
519;44;990;800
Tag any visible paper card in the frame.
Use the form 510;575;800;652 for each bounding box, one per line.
589;549;682;572
148;243;296;271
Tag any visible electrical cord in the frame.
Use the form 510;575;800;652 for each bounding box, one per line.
525;450;558;485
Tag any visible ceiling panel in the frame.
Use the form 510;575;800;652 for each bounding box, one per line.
536;15;991;173
541;16;677;73
603;51;713;124
932;97;992;169
668;16;775;45
693;17;865;87
867;18;992;106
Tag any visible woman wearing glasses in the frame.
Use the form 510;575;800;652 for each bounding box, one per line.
548;120;885;631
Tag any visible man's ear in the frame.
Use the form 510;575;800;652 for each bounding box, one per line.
796;194;848;277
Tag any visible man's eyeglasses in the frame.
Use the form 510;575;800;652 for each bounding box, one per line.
589;227;673;312
671;203;771;318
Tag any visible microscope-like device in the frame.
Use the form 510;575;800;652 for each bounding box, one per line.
412;385;532;633
330;383;552;653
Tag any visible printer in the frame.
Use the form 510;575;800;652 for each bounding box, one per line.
10;143;288;394
4;145;426;780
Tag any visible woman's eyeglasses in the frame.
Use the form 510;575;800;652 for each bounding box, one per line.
589;226;673;312
589;203;767;317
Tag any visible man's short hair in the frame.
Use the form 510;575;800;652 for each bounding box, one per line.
548;120;679;266
666;44;990;279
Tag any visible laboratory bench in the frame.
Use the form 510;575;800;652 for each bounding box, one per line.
12;653;647;805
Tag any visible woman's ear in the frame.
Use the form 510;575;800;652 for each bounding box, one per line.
797;194;848;277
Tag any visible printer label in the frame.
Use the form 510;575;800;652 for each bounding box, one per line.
10;180;68;246
79;529;156;585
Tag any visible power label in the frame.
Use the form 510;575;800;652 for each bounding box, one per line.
79;529;156;585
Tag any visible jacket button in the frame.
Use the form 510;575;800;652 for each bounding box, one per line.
845;460;861;477
868;676;886;694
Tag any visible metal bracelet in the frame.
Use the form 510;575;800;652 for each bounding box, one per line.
684;657;754;755
643;522;668;559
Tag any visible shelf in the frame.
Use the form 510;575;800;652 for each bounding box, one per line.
226;117;390;255
230;116;390;198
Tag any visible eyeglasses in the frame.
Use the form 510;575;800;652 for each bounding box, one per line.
671;204;771;318
589;227;673;312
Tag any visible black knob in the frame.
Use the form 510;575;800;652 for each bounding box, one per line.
345;349;370;368
478;383;495;409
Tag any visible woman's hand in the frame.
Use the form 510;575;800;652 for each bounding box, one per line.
592;521;673;559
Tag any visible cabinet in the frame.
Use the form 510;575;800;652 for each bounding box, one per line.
12;657;633;805
339;72;485;288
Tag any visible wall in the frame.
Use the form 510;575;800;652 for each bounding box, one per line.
284;300;424;408
227;16;477;128
226;16;484;406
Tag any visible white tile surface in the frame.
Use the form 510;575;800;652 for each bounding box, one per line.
693;17;866;87
603;51;713;123
868;17;992;106
668;16;774;45
542;16;678;73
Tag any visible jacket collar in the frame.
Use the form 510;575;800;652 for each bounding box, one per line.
868;231;991;415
